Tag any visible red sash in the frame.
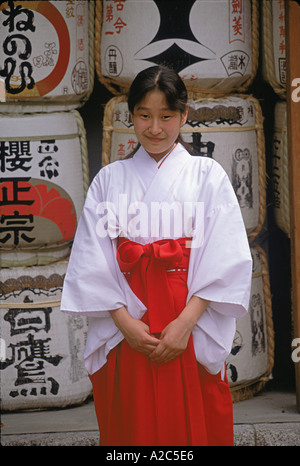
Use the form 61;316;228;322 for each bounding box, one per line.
117;237;190;333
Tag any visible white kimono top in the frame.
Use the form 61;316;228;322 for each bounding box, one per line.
61;143;252;375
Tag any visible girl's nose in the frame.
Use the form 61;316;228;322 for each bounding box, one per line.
149;119;162;134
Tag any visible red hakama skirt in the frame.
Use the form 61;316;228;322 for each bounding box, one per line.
89;238;234;446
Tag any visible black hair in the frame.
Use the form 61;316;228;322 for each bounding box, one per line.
128;65;187;114
126;65;196;157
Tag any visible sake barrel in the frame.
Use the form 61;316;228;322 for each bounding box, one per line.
0;110;89;267
227;244;274;402
272;101;289;237
95;0;259;96
0;0;94;113
102;94;266;240
0;260;92;412
261;0;286;98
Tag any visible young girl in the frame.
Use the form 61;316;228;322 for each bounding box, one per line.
61;66;252;446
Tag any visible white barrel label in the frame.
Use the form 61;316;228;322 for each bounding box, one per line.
0;1;90;100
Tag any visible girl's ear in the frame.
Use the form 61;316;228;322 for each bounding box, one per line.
181;104;188;127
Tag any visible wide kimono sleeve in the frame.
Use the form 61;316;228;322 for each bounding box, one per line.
60;167;146;374
61;169;127;316
187;160;253;374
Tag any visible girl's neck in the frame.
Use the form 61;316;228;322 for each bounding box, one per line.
148;142;177;164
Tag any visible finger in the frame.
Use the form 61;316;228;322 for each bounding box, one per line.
147;335;161;344
150;346;182;364
148;342;164;358
138;340;160;355
149;345;170;363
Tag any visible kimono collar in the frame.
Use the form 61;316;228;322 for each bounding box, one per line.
131;143;191;204
133;142;190;171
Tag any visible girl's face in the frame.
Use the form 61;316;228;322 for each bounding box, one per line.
130;89;188;162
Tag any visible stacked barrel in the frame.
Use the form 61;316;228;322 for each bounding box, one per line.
96;0;274;401
262;0;289;237
261;1;292;394
0;1;94;411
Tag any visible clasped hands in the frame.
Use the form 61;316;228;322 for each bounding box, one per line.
110;296;209;365
120;316;191;365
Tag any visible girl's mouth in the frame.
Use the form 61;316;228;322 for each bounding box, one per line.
146;136;164;143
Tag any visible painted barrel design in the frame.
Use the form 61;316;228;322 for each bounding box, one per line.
102;94;266;240
0;0;94;112
227;244;274;402
0;260;92;411
0;110;89;267
95;0;259;96
261;0;286;98
272;100;289;237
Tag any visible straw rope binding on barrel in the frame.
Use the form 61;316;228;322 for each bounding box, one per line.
272;101;289;237
71;110;90;196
